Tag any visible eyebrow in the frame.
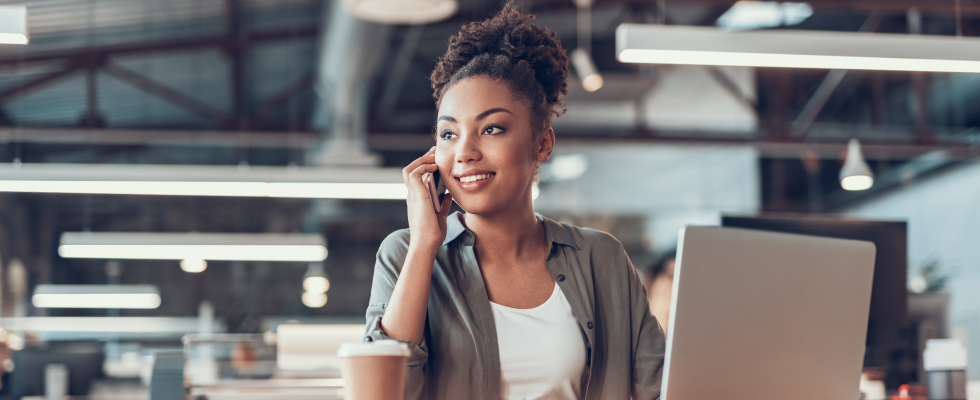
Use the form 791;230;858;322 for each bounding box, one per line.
436;107;513;123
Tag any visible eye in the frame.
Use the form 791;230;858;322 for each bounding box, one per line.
484;124;504;135
439;130;457;140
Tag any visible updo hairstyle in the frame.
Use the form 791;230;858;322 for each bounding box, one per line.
430;2;569;135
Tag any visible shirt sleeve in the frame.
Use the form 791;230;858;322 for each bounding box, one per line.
364;229;430;400
622;242;667;400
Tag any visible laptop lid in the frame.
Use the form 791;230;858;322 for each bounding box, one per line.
663;226;876;400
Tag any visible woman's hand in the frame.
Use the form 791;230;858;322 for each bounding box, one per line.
402;146;454;251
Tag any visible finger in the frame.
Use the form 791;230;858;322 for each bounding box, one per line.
403;146;435;173
402;151;437;184
408;163;439;191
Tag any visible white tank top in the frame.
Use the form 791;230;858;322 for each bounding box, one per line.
490;283;587;400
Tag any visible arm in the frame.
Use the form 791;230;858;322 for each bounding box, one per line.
364;147;454;400
380;145;454;344
364;231;433;400
623;244;667;400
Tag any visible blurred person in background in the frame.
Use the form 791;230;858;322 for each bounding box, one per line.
364;3;665;400
644;249;676;334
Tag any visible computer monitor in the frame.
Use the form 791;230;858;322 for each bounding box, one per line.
3;345;105;399
665;226;876;400
722;214;907;387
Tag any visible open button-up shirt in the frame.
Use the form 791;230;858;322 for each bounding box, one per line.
365;211;666;400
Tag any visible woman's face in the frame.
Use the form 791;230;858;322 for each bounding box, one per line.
435;75;553;215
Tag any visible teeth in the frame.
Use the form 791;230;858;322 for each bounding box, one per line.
459;173;493;183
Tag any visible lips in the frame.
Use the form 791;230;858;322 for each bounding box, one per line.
454;172;496;192
457;173;495;183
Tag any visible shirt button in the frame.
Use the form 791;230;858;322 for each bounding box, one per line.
587;322;594;329
556;274;565;282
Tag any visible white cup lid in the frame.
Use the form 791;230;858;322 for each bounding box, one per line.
337;340;410;357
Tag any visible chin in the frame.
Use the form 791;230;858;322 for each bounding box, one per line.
450;191;525;216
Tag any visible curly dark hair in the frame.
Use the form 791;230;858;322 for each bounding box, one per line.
430;1;569;134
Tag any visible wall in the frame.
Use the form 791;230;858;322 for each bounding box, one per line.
843;159;980;380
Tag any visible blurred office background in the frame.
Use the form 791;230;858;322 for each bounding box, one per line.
0;0;977;398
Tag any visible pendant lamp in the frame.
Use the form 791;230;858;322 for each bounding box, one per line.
839;139;874;191
343;0;457;25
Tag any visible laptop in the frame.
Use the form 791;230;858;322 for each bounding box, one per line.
663;226;877;400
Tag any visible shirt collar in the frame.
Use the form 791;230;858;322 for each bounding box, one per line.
443;211;579;250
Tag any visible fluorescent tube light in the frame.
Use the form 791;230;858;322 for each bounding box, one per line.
0;6;28;45
0;163;407;199
0;180;407;199
616;24;980;73
0;317;203;332
32;285;161;309
59;232;328;262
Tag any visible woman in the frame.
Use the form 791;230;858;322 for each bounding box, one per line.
365;4;665;399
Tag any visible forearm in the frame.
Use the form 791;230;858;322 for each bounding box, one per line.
380;243;438;344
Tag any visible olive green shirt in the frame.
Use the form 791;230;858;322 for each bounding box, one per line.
365;211;666;400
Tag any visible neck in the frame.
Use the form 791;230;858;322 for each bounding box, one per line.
463;195;544;262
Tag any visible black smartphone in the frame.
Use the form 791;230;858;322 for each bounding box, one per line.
427;170;448;212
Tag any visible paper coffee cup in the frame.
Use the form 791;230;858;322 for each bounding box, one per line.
338;340;410;400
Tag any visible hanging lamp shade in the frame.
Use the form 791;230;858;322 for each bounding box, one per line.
343;0;457;25
839;139;874;191
571;48;604;92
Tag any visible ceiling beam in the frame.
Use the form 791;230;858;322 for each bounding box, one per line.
0;26;318;68
0;62;84;103
1;128;978;161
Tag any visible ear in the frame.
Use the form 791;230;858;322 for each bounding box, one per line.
536;126;555;163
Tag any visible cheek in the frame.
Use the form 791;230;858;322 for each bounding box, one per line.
435;152;453;175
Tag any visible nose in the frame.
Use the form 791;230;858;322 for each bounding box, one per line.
454;130;482;164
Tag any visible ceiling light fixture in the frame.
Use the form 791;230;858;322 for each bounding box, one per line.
59;232;328;262
571;49;604;93
180;259;207;273
0;6;28;45
839;139;874;191
303;263;330;293
32;285;161;309
616;24;980;73
0;163;407;199
571;0;603;92
343;0;457;24
302;291;328;308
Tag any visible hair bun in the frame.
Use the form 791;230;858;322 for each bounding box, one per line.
431;2;569;127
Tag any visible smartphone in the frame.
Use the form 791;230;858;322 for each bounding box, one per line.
426;170;448;212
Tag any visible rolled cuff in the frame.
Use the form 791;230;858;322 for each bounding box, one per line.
364;304;429;367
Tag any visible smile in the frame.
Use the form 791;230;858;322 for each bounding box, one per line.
457;173;495;183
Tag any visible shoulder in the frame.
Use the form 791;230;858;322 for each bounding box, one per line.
375;229;412;272
576;227;625;250
555;220;626;254
542;216;629;265
379;228;411;252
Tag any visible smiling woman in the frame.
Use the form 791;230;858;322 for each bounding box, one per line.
364;3;666;400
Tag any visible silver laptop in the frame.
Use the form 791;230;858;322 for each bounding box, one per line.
663;226;877;400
